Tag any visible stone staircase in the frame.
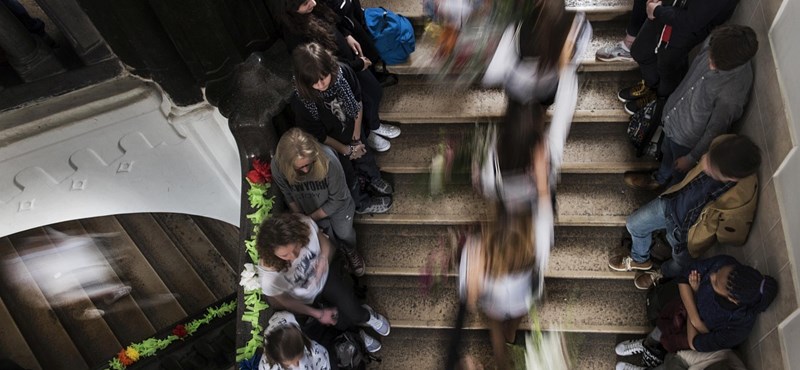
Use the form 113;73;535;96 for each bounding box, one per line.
356;0;657;368
0;214;238;370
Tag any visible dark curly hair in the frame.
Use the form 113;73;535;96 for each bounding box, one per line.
281;0;339;53
728;264;778;312
257;213;311;271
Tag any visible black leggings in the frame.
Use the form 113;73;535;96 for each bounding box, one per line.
316;261;369;330
630;19;691;98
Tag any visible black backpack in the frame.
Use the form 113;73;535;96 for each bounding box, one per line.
627;99;664;159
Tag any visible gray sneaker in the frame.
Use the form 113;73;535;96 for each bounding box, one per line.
355;196;392;214
596;41;633;62
369;177;393;195
359;330;382;352
367;133;391;152
362;304;391;336
374;121;401;139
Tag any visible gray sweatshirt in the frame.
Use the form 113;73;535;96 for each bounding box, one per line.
662;40;753;162
272;146;355;218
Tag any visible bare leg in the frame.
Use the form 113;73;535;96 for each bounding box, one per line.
488;319;511;369
503;316;524;344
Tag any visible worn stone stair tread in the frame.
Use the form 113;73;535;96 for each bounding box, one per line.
363;275;650;333
80;216;187;330
361;0;633;25
0;236;90;370
379;72;639;123
0;294;41;370
191;215;240;270
152;213;237;300
50;220;157;345
115;213;216;316
367;329;622;369
8;227;122;367
354;173;653;225
390;22;636;75
375;122;657;174
357;224;635;279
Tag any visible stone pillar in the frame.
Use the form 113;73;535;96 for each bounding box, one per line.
0;2;65;82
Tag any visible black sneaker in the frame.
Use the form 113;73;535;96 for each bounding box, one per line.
342;247;366;276
624;95;656;115
641;342;665;367
618;80;653;103
368;178;393;195
356;196;392;214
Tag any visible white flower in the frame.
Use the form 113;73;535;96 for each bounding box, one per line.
239;263;261;292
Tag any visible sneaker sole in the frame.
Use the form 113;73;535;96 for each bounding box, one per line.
370;144;390;152
596;55;634;63
374;131;400;139
608;262;653;272
624;105;638;115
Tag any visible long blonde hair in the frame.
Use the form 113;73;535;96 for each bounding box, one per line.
480;210;536;278
275;128;330;185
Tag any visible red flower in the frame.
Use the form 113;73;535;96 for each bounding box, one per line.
118;349;134;366
246;159;272;184
172;324;188;338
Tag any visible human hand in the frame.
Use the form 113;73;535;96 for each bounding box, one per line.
646;0;662;20
689;270;701;292
346;35;363;56
361;56;372;70
349;143;367;160
318;307;339;325
673;155;694;173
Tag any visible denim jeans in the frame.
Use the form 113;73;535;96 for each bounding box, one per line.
654;135;692;186
626;198;694;277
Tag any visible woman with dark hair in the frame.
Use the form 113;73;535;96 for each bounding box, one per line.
259;311;330;370
281;0;401;152
615;254;778;369
256;213;389;353
291;42;394;215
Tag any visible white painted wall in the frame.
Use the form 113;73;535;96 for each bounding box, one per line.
0;77;241;237
769;0;800;367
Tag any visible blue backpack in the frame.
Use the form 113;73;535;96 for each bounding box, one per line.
364;7;415;65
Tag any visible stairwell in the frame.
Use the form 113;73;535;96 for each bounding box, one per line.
0;214;239;370
353;0;655;367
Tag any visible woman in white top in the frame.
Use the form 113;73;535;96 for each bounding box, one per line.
256;213;390;336
459;211;537;368
259;311;330;370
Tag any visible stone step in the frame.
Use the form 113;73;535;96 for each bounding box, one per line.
375;122;656;174
5;227;120;368
50;220;156;345
80;216;187;330
0;291;41;370
390;22;636;75
152;213;237;300
361;0;633;26
0;237;86;370
379;72;639;123
192;215;240;270
115;213;217;315
362;275;650;333
357;224;634;279
367;329;622;370
354;173;653;225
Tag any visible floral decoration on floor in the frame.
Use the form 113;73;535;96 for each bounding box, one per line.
105;300;236;369
236;158;274;364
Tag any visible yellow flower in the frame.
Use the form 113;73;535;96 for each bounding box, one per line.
125;347;140;362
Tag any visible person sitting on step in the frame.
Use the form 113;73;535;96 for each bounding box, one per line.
614;255;777;369
625;25;758;191
272;128;366;276
615;348;746;370
281;0;401;152
617;0;741;121
291;42;394;215
256;213;391;346
609;134;760;290
259;311;331;370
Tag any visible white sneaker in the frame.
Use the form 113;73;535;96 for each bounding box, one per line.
615;338;646;356
596;41;633;62
78;308;105;320
373;122;401;138
362;304;390;336
359;330;382;353
616;362;646;370
367;134;390;152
